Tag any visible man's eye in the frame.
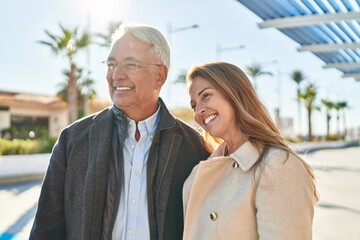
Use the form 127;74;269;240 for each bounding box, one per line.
107;62;116;67
125;63;138;69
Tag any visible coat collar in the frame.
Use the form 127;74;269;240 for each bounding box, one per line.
156;97;176;131
97;98;176;132
210;141;260;171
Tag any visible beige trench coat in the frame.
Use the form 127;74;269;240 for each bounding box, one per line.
183;141;315;240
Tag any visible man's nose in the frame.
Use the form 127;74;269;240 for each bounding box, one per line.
112;66;126;80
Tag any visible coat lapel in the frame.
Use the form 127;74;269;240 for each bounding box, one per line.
83;108;114;239
154;129;183;237
147;98;182;239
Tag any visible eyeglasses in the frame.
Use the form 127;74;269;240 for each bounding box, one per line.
102;60;162;73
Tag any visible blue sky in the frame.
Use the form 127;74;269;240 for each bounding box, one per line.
1;0;359;137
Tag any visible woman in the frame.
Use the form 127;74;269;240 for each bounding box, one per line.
183;62;318;240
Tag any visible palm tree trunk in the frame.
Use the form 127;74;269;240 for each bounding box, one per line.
68;62;78;123
326;111;330;139
336;111;340;138
342;110;347;140
297;87;302;137
308;108;312;141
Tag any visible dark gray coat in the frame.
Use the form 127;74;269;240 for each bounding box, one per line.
30;100;209;240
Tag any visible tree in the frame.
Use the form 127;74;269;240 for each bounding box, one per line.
245;63;273;91
94;21;122;48
299;83;319;141
57;66;97;118
39;24;91;123
290;70;307;137
334;101;348;139
173;70;187;84
321;99;334;139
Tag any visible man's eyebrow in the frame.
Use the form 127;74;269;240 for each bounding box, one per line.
123;56;137;61
107;56;139;62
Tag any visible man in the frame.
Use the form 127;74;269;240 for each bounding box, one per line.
30;23;209;240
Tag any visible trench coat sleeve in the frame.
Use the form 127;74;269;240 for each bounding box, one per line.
255;151;315;240
30;130;68;239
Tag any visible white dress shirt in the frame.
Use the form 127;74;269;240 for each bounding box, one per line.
112;106;160;240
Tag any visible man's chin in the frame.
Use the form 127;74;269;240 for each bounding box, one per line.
113;99;135;109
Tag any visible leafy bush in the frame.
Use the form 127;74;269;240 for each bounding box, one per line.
0;138;57;156
326;134;340;141
170;107;194;123
1;126;51;140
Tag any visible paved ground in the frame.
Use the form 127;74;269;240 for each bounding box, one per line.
0;181;41;239
302;146;360;240
0;147;359;239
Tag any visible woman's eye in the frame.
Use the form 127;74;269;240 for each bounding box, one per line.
202;93;211;100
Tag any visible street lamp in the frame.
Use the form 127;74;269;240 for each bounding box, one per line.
216;43;245;61
166;23;199;107
259;60;284;130
167;23;199;46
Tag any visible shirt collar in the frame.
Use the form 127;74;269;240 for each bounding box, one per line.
127;103;161;137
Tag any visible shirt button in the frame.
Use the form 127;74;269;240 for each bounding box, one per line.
131;144;135;149
129;121;133;126
128;229;133;234
210;212;217;221
233;161;239;169
134;170;139;176
131;199;136;204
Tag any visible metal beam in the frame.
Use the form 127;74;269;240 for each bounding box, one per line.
259;12;360;29
324;62;360;69
342;73;360;78
298;42;360;52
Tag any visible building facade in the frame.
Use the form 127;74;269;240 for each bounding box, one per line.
0;90;68;138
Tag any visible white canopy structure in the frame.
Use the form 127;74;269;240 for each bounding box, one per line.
237;0;360;81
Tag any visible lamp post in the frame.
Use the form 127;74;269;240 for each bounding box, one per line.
167;23;199;46
216;43;245;61
258;60;279;125
166;23;199;107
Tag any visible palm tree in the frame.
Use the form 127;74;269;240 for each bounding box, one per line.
299;83;319;141
290;70;307;137
245;63;273;91
173;70;187;84
94;21;122;48
334;101;348;139
57;66;97;118
39;24;91;123
321;99;334;139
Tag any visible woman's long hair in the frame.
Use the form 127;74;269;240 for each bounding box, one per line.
187;62;318;202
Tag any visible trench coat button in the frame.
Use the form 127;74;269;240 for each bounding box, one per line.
233;161;239;169
210;212;217;221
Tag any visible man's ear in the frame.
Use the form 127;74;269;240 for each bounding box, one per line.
156;65;168;89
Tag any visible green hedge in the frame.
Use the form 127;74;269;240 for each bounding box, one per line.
0;138;57;156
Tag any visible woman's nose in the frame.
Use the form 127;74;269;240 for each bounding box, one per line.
195;105;206;116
